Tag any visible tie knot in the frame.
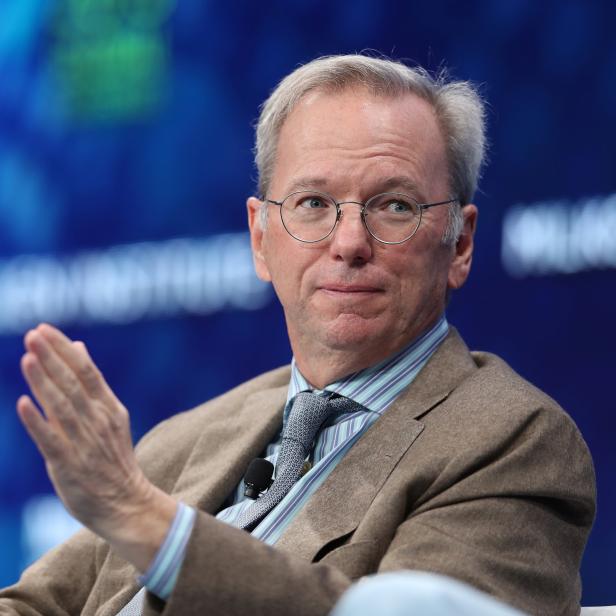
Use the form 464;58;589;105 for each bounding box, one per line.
283;392;357;454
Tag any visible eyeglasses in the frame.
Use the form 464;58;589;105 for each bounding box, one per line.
265;190;459;244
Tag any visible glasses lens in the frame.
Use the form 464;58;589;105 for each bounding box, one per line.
280;191;337;242
364;193;420;243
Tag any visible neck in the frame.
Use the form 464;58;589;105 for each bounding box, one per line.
291;315;444;389
294;351;367;390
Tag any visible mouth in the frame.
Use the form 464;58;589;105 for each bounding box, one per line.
318;284;384;295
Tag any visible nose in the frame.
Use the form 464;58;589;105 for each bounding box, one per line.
328;202;373;264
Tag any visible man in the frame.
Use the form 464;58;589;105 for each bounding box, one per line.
0;54;595;615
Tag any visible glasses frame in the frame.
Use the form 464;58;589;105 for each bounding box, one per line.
265;190;460;245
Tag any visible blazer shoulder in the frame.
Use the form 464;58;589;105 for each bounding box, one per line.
419;328;574;428
460;350;594;474
134;365;290;476
468;350;576;421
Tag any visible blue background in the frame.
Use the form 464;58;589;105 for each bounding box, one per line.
1;0;614;606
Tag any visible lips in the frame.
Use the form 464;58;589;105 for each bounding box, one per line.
318;284;384;294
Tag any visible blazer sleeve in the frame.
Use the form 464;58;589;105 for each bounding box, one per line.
152;511;351;616
0;528;102;615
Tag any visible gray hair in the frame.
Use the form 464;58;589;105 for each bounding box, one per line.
255;54;487;245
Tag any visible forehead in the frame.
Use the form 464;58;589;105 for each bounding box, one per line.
270;87;449;200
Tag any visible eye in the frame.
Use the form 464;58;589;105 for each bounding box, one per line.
388;200;413;213
297;195;329;209
367;194;417;216
378;198;415;215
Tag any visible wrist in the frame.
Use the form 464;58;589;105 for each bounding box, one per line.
99;479;179;573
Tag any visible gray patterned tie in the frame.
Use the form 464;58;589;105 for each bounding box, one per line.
235;391;355;531
116;587;146;615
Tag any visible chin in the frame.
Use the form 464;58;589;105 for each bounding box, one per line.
320;314;390;351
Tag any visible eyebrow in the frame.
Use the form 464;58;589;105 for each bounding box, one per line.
285;177;330;192
284;175;427;202
377;176;425;200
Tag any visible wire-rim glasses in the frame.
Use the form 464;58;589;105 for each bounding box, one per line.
265;190;459;244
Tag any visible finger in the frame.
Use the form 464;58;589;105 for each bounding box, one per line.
24;329;91;415
36;324;114;402
20;352;81;440
17;395;67;460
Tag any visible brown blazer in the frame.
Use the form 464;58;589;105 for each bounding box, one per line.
0;329;596;616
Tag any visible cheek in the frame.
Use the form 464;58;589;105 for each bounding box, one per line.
264;245;310;304
391;251;447;304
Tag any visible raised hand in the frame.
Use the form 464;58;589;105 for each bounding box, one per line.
17;323;177;571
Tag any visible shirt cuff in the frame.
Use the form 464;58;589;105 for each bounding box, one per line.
138;502;197;601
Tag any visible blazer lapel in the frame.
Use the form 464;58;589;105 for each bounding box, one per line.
276;328;477;561
170;384;288;513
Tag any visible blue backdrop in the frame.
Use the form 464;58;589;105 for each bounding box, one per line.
1;0;614;605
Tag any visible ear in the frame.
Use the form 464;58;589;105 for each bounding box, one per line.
447;204;478;290
247;196;272;282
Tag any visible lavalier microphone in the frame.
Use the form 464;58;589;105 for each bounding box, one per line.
243;458;274;499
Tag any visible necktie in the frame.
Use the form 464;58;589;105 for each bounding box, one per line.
116;588;146;615
235;391;355;532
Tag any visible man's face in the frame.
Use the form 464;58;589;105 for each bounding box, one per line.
248;88;476;383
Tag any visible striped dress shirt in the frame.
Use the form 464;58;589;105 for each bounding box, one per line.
140;315;449;599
